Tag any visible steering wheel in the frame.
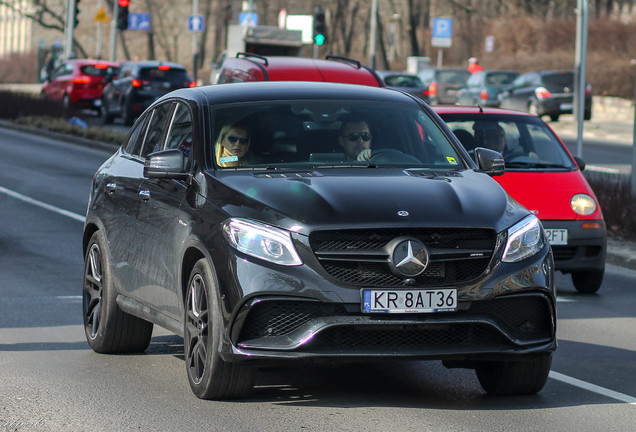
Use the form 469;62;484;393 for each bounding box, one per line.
370;148;421;164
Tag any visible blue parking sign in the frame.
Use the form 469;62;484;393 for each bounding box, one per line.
433;17;453;38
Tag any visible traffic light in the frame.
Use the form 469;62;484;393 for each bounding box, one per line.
117;0;129;30
73;0;80;28
313;7;327;46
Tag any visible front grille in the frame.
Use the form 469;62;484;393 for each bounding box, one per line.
238;302;344;341
551;245;603;262
551;246;577;260
301;324;511;353
309;228;497;287
469;295;552;341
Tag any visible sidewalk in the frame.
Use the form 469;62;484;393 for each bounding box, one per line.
549;96;634;145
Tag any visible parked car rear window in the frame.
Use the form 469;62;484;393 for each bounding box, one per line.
80;65;118;76
139;67;190;83
437;70;471;84
542;72;574;89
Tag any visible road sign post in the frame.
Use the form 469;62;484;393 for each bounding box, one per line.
432;17;452;68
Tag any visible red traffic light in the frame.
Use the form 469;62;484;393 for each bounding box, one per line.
118;0;129;7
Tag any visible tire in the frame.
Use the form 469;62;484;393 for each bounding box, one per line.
184;259;255;400
100;99;113;125
528;101;540;117
549;114;560;122
62;93;72;116
475;355;552;395
571;269;604;294
83;231;153;353
121;100;134;126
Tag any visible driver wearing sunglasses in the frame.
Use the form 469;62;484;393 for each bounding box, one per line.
215;123;253;167
338;116;373;161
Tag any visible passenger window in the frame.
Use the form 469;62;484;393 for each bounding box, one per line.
140;103;175;157
165;103;194;171
125;114;150;156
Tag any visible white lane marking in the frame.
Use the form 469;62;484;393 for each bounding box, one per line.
556;296;576;302
0;185;86;223
550;371;636;405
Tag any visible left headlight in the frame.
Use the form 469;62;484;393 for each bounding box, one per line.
571;193;597;215
502;215;545;263
222;218;303;266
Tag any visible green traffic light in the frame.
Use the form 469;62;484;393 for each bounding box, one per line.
315;34;325;46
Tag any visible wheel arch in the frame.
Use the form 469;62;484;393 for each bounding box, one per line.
82;223;100;256
181;246;206;305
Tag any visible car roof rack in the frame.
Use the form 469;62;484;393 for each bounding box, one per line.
236;52;268;66
325;55;361;69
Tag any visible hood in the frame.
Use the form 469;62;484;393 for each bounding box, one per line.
495;170;602;220
209;168;525;236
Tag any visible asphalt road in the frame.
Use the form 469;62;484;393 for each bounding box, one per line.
1;126;635;432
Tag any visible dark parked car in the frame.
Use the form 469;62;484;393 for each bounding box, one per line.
435;105;606;293
498;70;592;122
417;67;471;104
100;60;195;125
456;70;519;107
41;59;119;113
83;81;556;400
376;71;429;102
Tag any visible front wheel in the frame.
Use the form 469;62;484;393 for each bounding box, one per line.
83;231;153;353
184;259;255;400
571;269;604;294
475;355;552;395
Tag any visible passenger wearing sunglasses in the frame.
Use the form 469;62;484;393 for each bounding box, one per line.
338;117;373;161
215;123;253;167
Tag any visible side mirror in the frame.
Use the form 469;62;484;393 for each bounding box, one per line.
144;149;188;179
573;156;586;171
474;147;505;176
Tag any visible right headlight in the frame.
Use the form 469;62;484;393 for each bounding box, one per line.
502;215;546;263
222;218;303;266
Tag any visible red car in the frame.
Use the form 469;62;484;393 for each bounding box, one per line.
41;59;120;112
215;53;384;87
435;106;606;293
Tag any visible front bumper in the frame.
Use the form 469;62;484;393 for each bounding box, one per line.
542;219;606;273
214;242;556;364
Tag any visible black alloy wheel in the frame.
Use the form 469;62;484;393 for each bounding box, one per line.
83;231;153;353
184;259;255;400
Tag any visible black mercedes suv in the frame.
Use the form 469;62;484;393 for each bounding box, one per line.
83;81;556;400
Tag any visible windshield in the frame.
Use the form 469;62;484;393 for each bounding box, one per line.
209;100;464;170
440;114;577;170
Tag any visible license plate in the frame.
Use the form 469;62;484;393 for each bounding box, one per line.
545;228;568;245
560;103;573;110
362;289;457;313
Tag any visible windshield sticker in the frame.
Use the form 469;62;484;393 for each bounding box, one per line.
220;155;239;164
446;156;458;164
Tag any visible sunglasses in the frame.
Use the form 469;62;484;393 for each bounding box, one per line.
226;134;249;145
343;132;372;142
